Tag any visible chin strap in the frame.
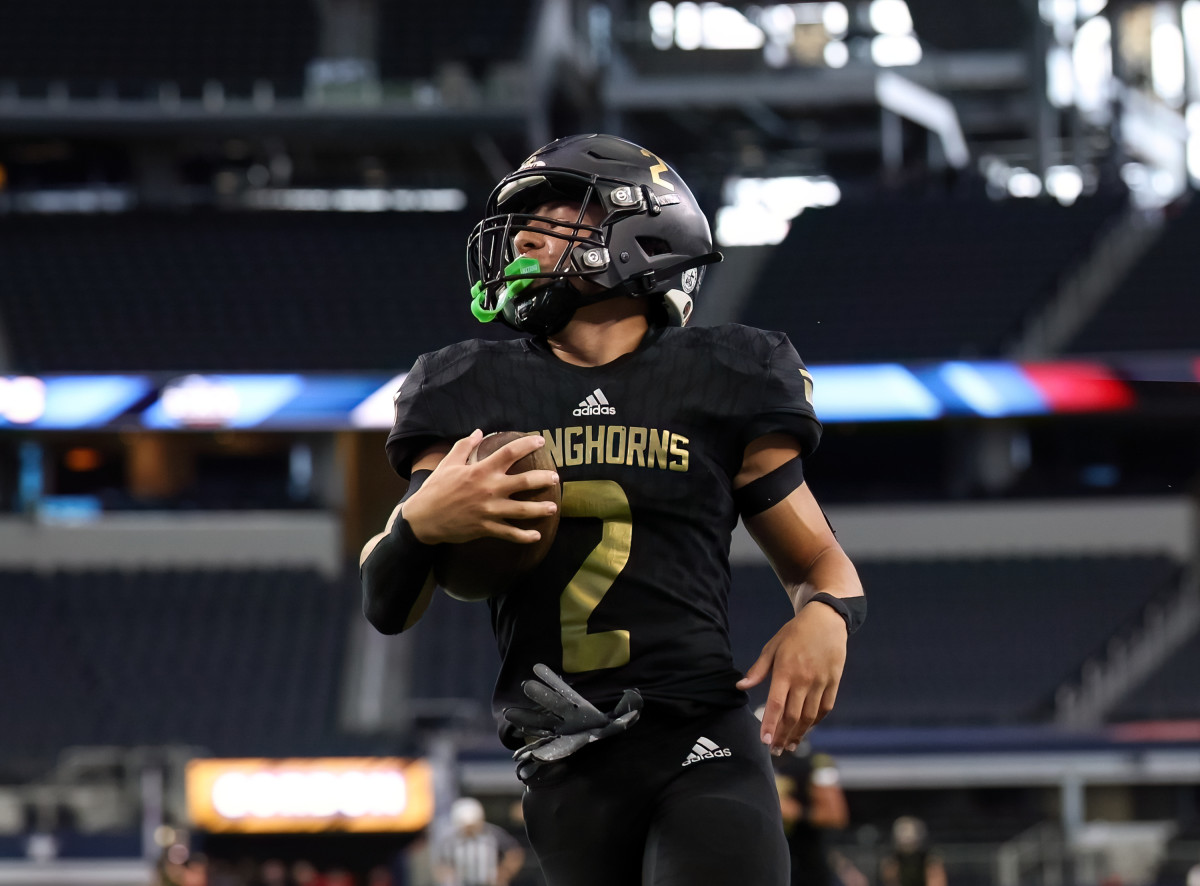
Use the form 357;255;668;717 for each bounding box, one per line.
568;250;722;328
621;252;723;296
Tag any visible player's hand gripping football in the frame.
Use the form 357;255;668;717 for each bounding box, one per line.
504;664;643;779
403;430;559;545
737;601;847;756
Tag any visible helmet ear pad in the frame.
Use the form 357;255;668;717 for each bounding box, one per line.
662;289;693;327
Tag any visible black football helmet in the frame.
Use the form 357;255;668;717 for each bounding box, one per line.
466;133;722;336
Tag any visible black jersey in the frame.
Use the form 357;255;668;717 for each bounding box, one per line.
387;323;820;746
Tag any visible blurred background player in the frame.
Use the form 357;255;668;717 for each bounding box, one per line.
431;798;525;886
879;816;948;886
360;133;866;885
773;738;850;886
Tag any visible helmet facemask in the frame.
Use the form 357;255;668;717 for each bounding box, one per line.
467;173;634;334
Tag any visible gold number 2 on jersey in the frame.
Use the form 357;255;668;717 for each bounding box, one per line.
559;480;632;673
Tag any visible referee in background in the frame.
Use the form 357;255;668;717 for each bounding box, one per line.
432;797;526;886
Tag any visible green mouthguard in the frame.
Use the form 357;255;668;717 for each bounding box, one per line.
470;256;542;323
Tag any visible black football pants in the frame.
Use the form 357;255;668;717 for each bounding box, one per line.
521;705;789;886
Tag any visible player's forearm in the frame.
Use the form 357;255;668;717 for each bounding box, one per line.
788;546;863;613
741;480;863;614
360;510;438;633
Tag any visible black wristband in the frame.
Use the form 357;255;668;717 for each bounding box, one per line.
807;592;867;635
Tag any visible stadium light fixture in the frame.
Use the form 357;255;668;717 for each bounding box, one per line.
871;34;923;66
650;2;863;61
1072;15;1113;121
1187;103;1200;182
1184;1;1200;92
825;40;850;67
0;377;46;425
1151;166;1182;198
1047;46;1075;108
701;4;766;49
1039;0;1075;26
869;0;914;37
1119;159;1184;209
758;3;797;67
715;175;841;246
673;2;703;50
875;72;968;166
651;1;765;51
650;1;675;49
715;205;791;246
823;2;851;37
759;3;797;35
1151;13;1186;107
1007;168;1044;198
1045;165;1085;205
1120;88;1188;207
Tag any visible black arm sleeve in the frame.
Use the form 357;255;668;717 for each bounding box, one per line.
361;470;438;634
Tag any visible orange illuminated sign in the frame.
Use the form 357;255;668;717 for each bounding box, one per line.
186;757;434;833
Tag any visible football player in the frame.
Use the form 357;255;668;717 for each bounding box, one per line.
360;133;865;885
772;737;851;886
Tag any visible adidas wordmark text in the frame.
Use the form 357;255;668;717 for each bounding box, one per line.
573;388;616;417
682;736;732;767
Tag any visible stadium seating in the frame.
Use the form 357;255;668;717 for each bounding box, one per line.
1066;197;1200;354
1108;634;1200;722
0;191;1140;374
0;211;515;373
377;0;536;83
726;555;1182;726
739;191;1127;363
0;0;317;99
406;592;498;723
401;554;1185;729
0;568;356;774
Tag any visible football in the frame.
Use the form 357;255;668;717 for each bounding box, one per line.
433;431;562;601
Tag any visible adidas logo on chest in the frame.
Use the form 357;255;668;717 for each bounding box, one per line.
682;736;732;767
573;387;616;417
